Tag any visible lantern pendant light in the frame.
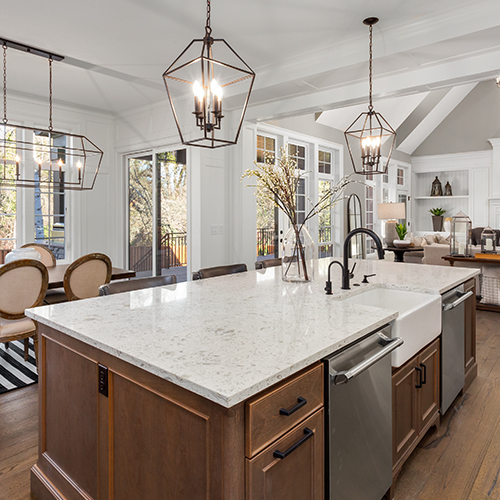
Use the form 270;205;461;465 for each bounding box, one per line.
0;38;103;190
163;0;255;149
344;18;396;175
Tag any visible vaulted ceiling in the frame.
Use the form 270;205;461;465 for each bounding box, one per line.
3;0;500;131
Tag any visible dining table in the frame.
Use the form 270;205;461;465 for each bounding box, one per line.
47;264;136;289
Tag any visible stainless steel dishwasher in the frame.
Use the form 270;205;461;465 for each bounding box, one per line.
324;326;403;500
441;284;473;414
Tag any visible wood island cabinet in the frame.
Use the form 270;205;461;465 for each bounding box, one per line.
392;338;440;477
31;325;324;500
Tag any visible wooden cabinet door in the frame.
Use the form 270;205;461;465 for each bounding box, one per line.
392;360;419;468
464;278;477;389
246;409;324;500
417;338;440;431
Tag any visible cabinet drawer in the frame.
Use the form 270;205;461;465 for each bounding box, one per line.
245;363;323;458
246;409;324;500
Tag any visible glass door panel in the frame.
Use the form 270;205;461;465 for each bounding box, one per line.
128;154;153;277
157;150;187;282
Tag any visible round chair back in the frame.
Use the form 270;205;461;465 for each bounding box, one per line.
0;259;48;319
64;253;112;301
21;243;56;267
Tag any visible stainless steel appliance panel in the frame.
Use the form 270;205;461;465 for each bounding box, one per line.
441;284;471;414
325;326;402;500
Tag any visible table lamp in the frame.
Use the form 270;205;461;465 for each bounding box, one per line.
378;202;406;246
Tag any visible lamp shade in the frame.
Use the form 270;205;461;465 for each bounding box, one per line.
378;202;405;220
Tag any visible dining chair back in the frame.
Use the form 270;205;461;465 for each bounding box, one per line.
21;243;56;267
64;253;112;301
0;259;49;364
99;274;177;296
255;258;282;270
192;263;247;280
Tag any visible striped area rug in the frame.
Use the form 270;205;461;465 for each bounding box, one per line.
0;339;38;394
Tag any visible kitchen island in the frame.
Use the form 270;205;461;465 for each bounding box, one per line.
26;259;479;500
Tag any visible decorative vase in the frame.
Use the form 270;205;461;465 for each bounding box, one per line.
432;215;443;232
4;247;42;264
281;225;314;283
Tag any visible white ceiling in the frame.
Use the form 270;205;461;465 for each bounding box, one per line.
3;0;500;119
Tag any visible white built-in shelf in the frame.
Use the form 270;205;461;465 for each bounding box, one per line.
413;195;469;200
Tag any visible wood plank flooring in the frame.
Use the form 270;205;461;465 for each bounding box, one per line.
0;311;498;500
0;384;37;500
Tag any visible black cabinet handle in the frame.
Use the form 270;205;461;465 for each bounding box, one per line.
279;397;307;416
273;427;314;460
415;366;423;389
420;363;427;385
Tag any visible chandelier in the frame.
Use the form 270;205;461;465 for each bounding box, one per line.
163;0;255;149
344;18;396;175
0;38;103;190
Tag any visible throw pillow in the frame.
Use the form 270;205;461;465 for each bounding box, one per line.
424;234;437;245
436;234;450;245
412;236;426;247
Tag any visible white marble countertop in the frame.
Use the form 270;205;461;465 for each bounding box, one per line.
26;259;479;408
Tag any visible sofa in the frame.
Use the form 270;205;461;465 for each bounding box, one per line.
405;228;500;306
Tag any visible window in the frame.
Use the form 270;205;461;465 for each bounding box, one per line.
256;135;278;260
365;185;375;254
0;127;17;263
397;168;404;185
296;178;306;225
288;143;306;170
257;135;275;164
34;131;66;259
318;180;333;258
318;150;331;174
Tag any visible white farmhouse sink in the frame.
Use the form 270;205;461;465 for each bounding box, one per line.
343;288;442;367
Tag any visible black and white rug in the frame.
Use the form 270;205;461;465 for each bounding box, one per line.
0;338;38;394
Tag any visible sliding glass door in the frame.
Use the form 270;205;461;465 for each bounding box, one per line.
128;149;187;281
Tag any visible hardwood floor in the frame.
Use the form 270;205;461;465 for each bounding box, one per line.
0;384;37;500
0;311;498;500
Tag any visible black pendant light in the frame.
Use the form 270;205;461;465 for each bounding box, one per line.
344;18;396;175
163;0;255;149
0;38;103;190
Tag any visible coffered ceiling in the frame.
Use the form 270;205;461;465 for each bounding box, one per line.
3;0;500;121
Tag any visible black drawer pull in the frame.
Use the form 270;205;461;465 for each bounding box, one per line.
273;427;314;460
279;397;307;416
420;363;427;385
415;366;422;389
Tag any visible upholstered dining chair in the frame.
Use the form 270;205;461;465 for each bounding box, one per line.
62;253;112;301
0;259;49;365
255;258;282;270
21;243;56;267
98;274;177;296
192;263;247;280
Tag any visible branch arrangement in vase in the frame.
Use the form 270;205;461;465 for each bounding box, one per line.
242;145;359;282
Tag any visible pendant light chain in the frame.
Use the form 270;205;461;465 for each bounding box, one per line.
368;24;373;111
3;43;7;125
205;0;212;37
48;57;53;132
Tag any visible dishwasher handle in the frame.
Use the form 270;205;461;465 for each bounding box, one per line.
331;336;404;385
442;290;473;311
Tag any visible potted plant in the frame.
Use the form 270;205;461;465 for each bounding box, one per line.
429;207;446;232
393;222;410;247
